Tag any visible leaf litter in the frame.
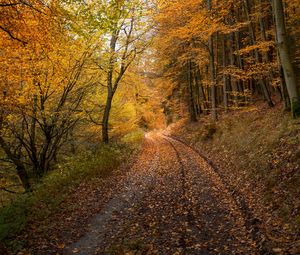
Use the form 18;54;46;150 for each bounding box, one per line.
19;132;259;255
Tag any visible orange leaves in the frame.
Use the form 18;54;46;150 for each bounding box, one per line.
0;0;58;46
0;2;60;106
154;0;226;80
237;40;275;56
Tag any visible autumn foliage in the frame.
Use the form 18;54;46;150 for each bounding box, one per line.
0;0;300;253
154;0;300;122
0;0;162;193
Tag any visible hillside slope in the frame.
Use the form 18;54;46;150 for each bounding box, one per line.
169;104;300;254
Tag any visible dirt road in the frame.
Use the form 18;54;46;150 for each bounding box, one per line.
64;132;257;255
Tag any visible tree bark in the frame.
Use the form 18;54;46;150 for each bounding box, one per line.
187;61;197;122
222;35;229;112
243;0;274;107
0;136;31;191
272;0;300;117
102;31;118;144
229;32;239;106
102;93;113;144
207;0;218;121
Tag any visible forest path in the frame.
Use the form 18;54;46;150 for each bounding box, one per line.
64;132;257;255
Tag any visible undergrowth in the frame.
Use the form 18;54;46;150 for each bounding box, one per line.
0;130;144;249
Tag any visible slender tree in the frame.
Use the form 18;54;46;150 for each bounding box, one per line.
272;0;300;117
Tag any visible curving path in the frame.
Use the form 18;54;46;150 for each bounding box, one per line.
64;132;258;255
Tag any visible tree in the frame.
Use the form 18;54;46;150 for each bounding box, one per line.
0;0;51;45
97;0;152;143
154;0;296;122
272;0;300;117
207;0;218;121
0;1;92;190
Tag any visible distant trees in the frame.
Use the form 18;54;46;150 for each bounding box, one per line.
100;1;148;143
66;0;154;144
154;0;300;121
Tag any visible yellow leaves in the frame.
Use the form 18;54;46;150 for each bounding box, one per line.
156;0;232;46
221;61;277;81
237;41;275;56
17;95;27;106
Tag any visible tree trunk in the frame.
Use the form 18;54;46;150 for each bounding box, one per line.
0;136;31;191
272;0;300;117
207;0;217;121
102;31;118;144
209;36;217;121
16;165;31;192
187;61;197;122
102;92;113;144
229;33;239;106
222;35;229;112
243;0;274;107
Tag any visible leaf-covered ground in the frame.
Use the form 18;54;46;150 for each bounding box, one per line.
54;132;258;255
15;132;264;254
167;104;300;255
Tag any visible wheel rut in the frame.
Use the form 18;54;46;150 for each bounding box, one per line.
64;132;259;255
164;134;269;255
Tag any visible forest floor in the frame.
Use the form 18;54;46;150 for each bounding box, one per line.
168;102;300;255
15;104;300;255
20;132;260;255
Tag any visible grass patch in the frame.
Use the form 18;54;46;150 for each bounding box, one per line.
120;128;145;147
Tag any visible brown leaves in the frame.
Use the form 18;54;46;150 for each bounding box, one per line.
59;132;258;254
72;248;80;253
14;130;274;254
171;105;300;254
57;243;65;249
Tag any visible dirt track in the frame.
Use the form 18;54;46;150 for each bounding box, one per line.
64;132;258;255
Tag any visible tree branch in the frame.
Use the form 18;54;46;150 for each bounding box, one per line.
0;25;28;45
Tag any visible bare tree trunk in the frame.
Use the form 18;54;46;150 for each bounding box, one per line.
272;0;300;117
195;68;209;114
229;33;239;106
243;0;274;107
0;136;31;191
102;92;113;144
101;16;137;143
273;11;290;110
187;61;197;122
102;31;118;144
222;35;229;112
209;36;218;121
207;0;218;121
